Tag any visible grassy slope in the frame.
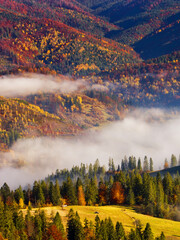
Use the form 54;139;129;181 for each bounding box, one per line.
22;205;180;239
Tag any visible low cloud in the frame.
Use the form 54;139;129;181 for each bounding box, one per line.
0;73;86;97
0;108;180;188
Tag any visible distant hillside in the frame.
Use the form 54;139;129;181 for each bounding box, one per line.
78;0;180;59
0;0;117;37
150;165;180;177
0;7;140;76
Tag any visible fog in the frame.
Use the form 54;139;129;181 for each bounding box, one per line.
0;108;180;188
0;73;86;97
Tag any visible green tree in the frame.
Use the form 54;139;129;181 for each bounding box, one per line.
143;223;154;240
137;158;142;171
95;215;101;239
143;156;149;172
53;212;64;236
150;158;153;171
115;221;125;240
171;154;177;167
61;177;77;205
67;209;85;240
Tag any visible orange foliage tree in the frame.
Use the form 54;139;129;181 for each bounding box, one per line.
78;185;86;206
45;225;64;240
110;182;125;204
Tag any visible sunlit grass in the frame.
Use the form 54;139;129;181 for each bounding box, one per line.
22;205;180;239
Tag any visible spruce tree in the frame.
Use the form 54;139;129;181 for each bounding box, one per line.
67;210;84;240
53;212;64;236
143;223;154;240
150;158;153;171
115;221;125;240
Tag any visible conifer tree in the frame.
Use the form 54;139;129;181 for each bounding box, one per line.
143;156;149;172
53;212;64;236
67;209;84;240
115;222;125;240
127;187;135;206
171;154;177;167
137;158;142;171
150;158;153;171
143;223;154;240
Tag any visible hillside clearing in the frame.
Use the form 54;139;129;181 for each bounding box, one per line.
22;205;180;239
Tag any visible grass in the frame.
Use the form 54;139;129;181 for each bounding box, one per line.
22;205;180;239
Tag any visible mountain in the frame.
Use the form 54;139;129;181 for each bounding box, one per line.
77;0;180;59
0;5;140;76
0;0;180;152
0;91;123;150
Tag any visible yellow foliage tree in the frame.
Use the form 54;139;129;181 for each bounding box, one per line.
78;186;86;206
19;198;24;209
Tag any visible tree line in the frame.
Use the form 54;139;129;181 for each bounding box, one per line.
0;156;179;221
0;202;166;240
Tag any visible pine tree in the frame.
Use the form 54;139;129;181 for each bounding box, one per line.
150;158;153;171
127;187;135;206
115;222;125;240
129;229;137;240
143;156;149;172
0;183;11;203
53;212;64;236
106;217;116;240
162;173;173;204
85;178;98;205
67;209;84;240
61;177;77;205
95;215;100;240
137;158;142;172
143;223;154;240
133;173;143;204
171;154;177;167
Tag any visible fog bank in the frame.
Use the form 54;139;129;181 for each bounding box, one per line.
0;74;86;97
0;108;180;188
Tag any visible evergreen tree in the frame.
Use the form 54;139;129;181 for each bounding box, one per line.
162;173;173;204
85;178;98;205
133;173;143;204
127;187;135;206
95;215;101;240
128;229;137;240
171;154;177;167
143;223;154;240
14;186;24;203
67;209;84;240
0;183;11;203
137;158;142;172
143;156;149;172
54;179;61;205
61;177;77;205
150;158;153;171
34;214;43;240
156;182;165;217
53;212;64;236
115;221;125;240
106;217;116;240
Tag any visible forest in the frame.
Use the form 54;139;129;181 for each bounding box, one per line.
0;155;179;239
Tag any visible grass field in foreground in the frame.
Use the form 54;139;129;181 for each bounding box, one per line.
22;205;180;240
